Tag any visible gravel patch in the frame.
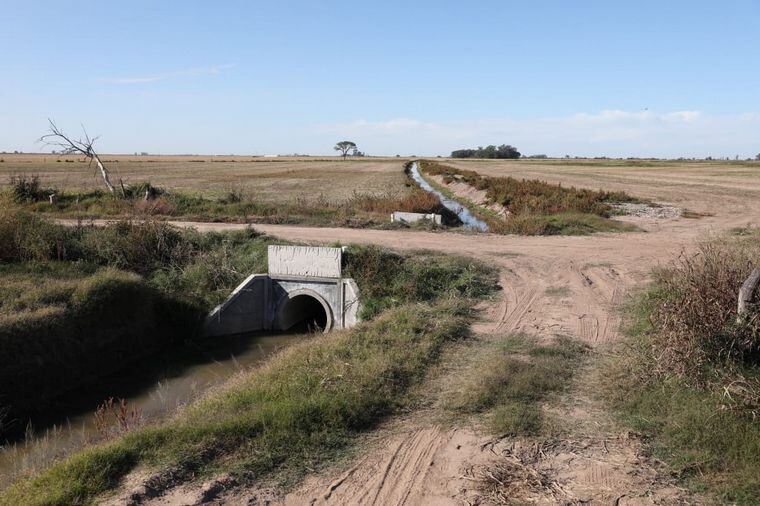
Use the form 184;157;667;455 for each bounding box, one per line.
615;203;682;219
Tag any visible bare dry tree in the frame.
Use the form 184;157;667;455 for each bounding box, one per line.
38;119;118;194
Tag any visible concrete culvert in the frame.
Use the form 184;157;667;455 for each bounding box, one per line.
277;292;332;333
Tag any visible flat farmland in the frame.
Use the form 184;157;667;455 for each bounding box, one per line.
0;155;410;204
445;158;760;216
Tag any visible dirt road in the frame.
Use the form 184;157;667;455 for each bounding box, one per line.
99;163;760;504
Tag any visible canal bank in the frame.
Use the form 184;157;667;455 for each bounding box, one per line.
407;161;489;232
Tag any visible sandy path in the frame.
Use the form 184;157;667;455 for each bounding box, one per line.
93;164;760;505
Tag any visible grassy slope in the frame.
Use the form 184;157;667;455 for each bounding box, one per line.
0;266;201;419
418;160;639;235
0;211;291;431
1;303;487;505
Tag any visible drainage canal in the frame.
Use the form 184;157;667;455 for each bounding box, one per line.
0;330;303;485
408;161;489;232
1;245;360;482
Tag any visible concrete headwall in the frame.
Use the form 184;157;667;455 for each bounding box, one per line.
204;245;361;337
268;245;343;278
391;211;442;225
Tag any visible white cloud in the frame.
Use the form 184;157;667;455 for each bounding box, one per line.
102;63;235;85
315;110;760;158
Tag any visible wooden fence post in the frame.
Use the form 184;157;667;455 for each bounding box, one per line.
738;267;760;320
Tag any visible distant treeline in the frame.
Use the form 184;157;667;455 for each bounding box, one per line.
451;144;521;159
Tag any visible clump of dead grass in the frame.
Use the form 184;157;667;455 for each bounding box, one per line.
603;229;760;503
445;335;588;436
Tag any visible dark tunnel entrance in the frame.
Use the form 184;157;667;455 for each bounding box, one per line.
277;293;331;333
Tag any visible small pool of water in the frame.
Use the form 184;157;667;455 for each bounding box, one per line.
408;162;489;232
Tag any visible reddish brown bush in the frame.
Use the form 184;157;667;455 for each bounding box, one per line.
420;160;635;217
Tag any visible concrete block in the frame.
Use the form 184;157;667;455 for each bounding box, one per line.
268;245;342;278
391;211;442;225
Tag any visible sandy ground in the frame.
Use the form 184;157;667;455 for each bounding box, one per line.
92;161;760;505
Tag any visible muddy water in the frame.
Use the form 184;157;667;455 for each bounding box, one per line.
408;162;489;231
0;331;304;485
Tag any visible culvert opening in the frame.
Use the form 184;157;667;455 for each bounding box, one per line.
277;294;330;333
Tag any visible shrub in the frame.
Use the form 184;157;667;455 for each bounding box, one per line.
0;210;69;262
604;230;760;503
8;175;48;203
642;231;760;379
0;209;271;306
122;181;165;200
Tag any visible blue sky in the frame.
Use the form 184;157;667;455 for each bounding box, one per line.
2;0;759;157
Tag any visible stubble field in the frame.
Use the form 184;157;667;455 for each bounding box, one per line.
0;155;410;204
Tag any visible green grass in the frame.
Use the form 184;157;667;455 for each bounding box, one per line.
343;245;499;319
0;299;476;505
445;335;588;435
608;378;760;504
0;208;278;308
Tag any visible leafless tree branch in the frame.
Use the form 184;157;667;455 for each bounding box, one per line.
38;119;116;193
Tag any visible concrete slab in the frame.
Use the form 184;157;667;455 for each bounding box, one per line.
391;211;442;225
268;245;342;278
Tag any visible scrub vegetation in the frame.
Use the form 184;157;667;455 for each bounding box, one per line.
418;160;639;235
604;229;760;504
1;157;451;228
3;183;449;228
0;209;498;504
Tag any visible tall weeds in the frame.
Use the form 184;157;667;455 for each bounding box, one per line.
605;230;760;503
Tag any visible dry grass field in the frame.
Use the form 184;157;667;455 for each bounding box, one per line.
4;155;759;213
444;158;760;216
0;154;410;204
